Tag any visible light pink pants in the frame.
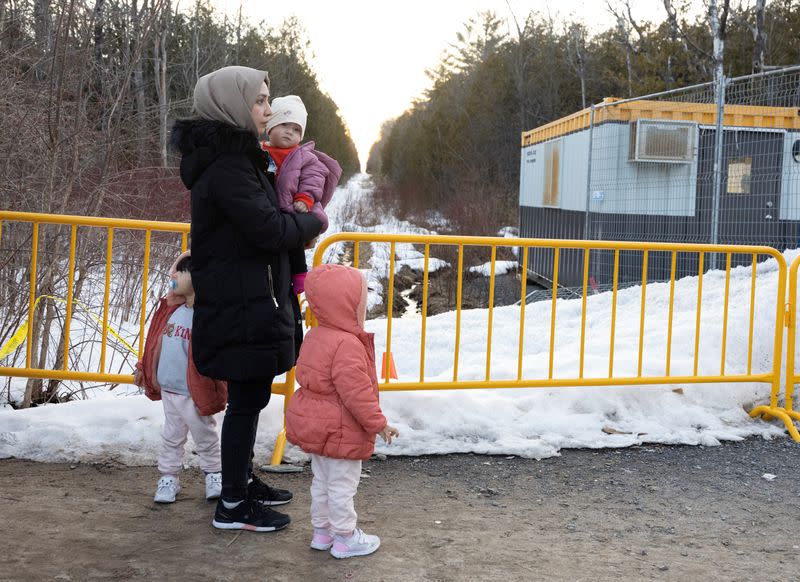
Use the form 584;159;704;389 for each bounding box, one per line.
309;454;362;535
157;390;221;475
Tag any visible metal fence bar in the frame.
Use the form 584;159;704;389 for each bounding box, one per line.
579;248;590;378
453;244;464;382
785;256;800;423
517;246;529;381
693;252;705;376
62;225;77;370
666;251;677;376
720;253;732;375
25;222;39;368
138;230;152;361
709;77;727;270
548;248;560;380
384;241;396;383
485;245;497;381
748;255;758;375
99;227;114;374
419;244;430;382
608;249;619;377
637;251;648;377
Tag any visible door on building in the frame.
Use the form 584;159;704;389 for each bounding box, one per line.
717;129;784;247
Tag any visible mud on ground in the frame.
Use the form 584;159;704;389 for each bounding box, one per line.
1;438;799;581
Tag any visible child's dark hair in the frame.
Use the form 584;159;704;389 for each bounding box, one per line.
175;256;192;273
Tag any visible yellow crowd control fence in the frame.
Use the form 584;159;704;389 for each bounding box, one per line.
1;212;799;468
312;233;799;442
0;211;297;463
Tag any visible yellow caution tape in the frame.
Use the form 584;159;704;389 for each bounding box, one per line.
0;295;138;362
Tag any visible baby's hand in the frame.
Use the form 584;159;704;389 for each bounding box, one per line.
293;200;310;213
379;424;400;445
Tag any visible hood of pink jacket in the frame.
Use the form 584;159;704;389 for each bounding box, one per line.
305;264;367;334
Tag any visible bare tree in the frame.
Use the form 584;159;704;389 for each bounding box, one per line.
566;23;588;109
131;0;149;164
33;0;51;54
752;0;767;73
663;0;713;78
153;0;170;168
607;1;636;96
708;0;731;88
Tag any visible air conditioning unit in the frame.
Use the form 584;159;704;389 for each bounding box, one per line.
628;119;696;163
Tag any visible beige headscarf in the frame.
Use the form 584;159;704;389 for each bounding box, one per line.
193;66;270;136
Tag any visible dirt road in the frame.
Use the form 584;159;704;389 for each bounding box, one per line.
1;438;799;581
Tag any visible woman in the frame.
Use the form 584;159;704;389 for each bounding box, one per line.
171;66;323;531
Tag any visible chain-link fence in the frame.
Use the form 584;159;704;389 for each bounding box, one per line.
519;65;800;290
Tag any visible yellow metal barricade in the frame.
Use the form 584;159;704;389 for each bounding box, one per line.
2;212;799;469
772;255;800;439
311;232;798;442
0;211;297;464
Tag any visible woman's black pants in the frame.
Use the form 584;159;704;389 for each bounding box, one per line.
220;378;273;501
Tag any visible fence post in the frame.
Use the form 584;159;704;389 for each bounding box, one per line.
710;74;727;271
583;104;596;241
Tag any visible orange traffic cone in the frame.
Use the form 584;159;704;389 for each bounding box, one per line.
381;351;398;380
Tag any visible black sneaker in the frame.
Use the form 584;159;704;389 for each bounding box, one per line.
248;474;293;506
212;499;291;532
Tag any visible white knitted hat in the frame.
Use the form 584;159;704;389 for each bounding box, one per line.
266;95;308;138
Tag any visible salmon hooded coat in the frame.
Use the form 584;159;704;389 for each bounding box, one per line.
285;264;387;460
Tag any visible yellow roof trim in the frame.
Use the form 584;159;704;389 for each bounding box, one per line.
521;98;800;147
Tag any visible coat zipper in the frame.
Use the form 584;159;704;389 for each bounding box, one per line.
268;265;279;308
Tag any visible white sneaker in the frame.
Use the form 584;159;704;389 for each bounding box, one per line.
205;472;222;500
154;475;180;503
330;528;381;559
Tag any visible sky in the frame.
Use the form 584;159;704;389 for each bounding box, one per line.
215;1;698;167
1;175;789;463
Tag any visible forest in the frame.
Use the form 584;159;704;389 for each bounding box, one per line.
0;0;360;221
0;1;359;406
367;0;800;234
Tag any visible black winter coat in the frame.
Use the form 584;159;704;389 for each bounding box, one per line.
171;119;322;382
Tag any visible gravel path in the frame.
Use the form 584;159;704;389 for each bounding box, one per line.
1;438;799;581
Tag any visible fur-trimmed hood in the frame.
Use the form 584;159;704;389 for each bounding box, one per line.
170;118;266;189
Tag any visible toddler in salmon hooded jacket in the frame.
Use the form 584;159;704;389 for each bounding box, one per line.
286;264;399;559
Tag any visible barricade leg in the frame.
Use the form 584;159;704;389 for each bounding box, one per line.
750;405;800;441
267;368;297;468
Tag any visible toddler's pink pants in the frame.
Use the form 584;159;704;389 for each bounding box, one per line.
309;454;362;535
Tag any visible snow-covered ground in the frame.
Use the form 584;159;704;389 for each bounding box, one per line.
0;174;796;466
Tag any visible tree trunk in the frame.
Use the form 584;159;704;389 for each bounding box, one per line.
752;0;767;73
708;0;729;86
45;257;89;401
569;25;587;109
131;0;148;164
0;0;6;52
93;0;105;95
154;11;169;168
21;300;46;408
33;0;51;53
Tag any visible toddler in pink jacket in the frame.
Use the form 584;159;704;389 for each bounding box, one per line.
286;264;399;559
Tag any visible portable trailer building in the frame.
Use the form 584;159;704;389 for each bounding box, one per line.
519;98;800;288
